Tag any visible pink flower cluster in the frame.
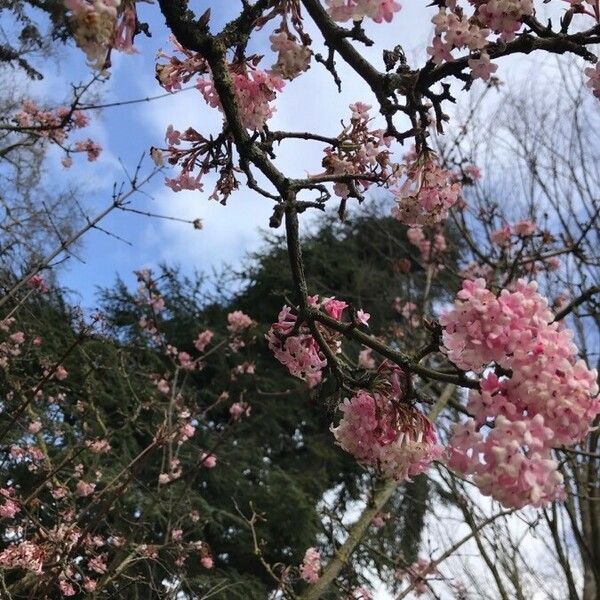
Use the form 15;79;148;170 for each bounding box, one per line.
332;366;443;481
428;6;489;63
227;310;254;333
427;0;537;80
28;274;50;293
442;278;600;507
194;329;214;352
15;101;89;143
156;37;207;93
0;541;45;575
300;547;321;583
325;0;401;23
135;269;166;315
317;102;394;200
490;219;537;245
74;138;103;161
266;296;348;388
0;488;20;519
471;0;534;41
197;65;285;131
0;319;26;369
229;401;251;421
392;155;461;227
64;0;121;68
585;62;600;99
15;101;100;164
269;32;311;80
397;558;436;596
113;7;136;53
407;227;447;265
448;415;565;507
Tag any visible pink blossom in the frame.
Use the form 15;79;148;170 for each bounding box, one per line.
76;481;96;497
325;0;401;23
314;103;395;200
194;329;214;352
332;366;443;481
59;579;76;596
270;32;311;80
443;279;600;507
86;439;111;454
300;547;321;583
28;274;50;292
198;65;285;131
0;489;20;519
358;348;376;369
201;555;214;569
356;309;370;326
227;310;254;333
201;453;217;468
113;7;137;53
229;401;251;421
64;0;121;68
371;512;388;528
468;52;497;80
398;558;436;596
392;155;461;227
267;297;348;387
28;421;42;434
0;541;45;574
407;227;447;264
88;555;107;574
55;365;68;380
75;138;102;161
585;62;600;99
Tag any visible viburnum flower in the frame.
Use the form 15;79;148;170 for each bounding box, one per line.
585;62;600;99
471;0;534;41
407;227;447;265
442;278;600;507
397;558;436;596
197;64;284;131
200;453;217;468
194;329;214;352
300;547;321;583
332;365;443;480
229;401;251;421
0;489;20;519
468;52;498;81
75;138;103;161
315;103;395;200
28;274;49;292
440;278;554;372
325;0;401;23
392;154;461;227
448;415;566;508
227;310;254;333
64;0;121;69
356;309;370;326
266;296;349;387
76;480;96;497
270;32;311;80
358;348;376;369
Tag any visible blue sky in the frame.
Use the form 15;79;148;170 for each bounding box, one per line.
24;0;568;308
